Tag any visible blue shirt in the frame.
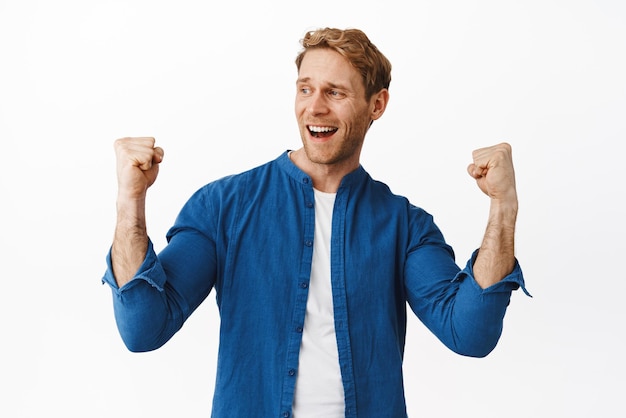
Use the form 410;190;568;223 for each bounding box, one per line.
102;151;527;418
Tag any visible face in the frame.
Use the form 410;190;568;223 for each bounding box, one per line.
295;48;385;170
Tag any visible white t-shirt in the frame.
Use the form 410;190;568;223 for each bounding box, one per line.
292;188;345;417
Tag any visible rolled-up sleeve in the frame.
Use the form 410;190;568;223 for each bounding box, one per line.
404;211;529;358
102;187;218;352
102;240;175;352
447;250;529;356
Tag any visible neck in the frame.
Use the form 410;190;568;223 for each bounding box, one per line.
289;148;359;193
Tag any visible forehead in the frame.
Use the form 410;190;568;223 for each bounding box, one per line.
298;48;363;90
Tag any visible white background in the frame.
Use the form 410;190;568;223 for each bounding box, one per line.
1;0;625;417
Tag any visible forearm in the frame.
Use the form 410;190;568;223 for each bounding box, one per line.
473;197;518;288
111;196;149;288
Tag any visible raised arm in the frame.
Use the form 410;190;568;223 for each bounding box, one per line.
111;136;164;288
467;142;518;289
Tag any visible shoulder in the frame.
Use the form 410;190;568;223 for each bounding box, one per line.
361;172;435;223
362;172;413;207
184;153;294;210
199;154;283;193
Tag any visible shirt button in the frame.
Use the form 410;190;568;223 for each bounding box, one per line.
305;240;313;247
296;326;303;333
282;412;290;418
288;369;296;376
303;178;309;184
300;282;308;288
305;201;313;208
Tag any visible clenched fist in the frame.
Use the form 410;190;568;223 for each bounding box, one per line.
114;137;164;200
467;142;517;203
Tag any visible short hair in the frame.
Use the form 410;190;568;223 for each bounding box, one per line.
295;28;392;100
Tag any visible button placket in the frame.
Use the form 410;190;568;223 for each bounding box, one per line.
280;181;315;415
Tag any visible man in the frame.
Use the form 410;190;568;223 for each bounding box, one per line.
103;27;528;418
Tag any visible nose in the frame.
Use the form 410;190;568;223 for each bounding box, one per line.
307;91;329;116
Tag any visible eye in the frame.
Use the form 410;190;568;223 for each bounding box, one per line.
299;87;311;95
328;89;345;98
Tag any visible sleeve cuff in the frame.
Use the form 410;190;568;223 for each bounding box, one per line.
452;249;531;297
101;239;167;294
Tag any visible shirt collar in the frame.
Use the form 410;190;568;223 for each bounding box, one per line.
276;150;368;189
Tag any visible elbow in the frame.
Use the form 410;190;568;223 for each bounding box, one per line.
118;328;167;353
454;342;497;358
124;341;150;353
111;289;176;353
122;335;160;353
123;341;160;354
448;326;502;358
114;312;171;353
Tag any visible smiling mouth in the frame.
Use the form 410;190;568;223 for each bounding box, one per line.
308;125;338;138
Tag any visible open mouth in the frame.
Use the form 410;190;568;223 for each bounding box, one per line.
308;125;338;139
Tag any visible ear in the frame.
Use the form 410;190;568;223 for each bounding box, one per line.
370;88;390;121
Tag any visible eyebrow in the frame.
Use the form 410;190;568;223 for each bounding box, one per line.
296;77;348;91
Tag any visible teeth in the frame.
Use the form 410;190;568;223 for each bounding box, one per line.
309;126;336;133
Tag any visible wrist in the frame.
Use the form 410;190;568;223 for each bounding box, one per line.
116;195;147;225
489;192;518;218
